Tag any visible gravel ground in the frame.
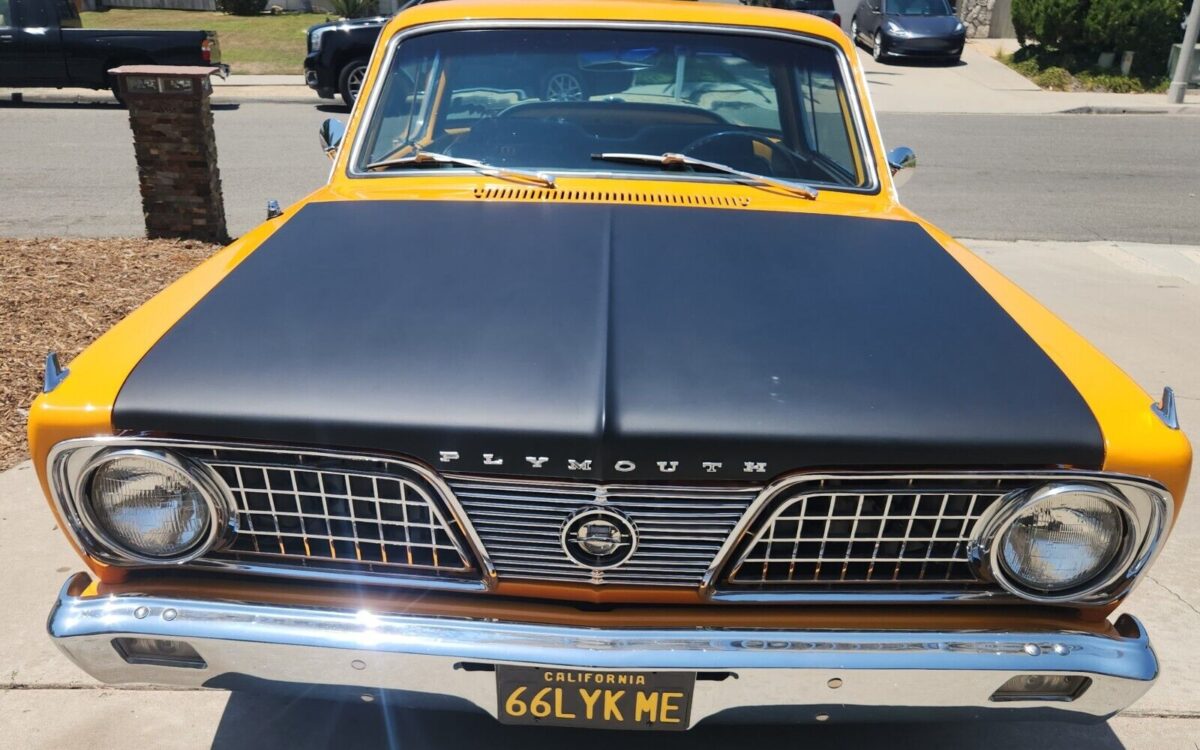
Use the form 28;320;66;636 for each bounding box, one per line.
0;237;218;470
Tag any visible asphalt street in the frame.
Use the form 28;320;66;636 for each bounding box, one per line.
0;100;1197;243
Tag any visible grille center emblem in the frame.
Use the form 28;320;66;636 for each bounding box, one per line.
561;508;638;570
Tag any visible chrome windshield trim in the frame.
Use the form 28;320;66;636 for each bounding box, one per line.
344;19;881;196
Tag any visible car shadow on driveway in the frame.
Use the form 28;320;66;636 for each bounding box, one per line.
210;693;1126;749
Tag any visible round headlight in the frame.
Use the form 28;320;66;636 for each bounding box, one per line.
80;450;226;563
993;483;1131;597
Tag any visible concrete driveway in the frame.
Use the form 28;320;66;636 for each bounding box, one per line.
2;235;1199;747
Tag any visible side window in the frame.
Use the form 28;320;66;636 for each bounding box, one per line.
794;62;860;184
365;57;432;163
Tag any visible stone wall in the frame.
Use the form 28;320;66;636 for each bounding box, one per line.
117;68;228;243
959;0;997;38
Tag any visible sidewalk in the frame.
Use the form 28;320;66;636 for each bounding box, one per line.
860;39;1199;114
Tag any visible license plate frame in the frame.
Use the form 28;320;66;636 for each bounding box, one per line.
496;666;695;731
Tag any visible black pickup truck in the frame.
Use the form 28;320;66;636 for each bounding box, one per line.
0;0;225;101
303;13;391;106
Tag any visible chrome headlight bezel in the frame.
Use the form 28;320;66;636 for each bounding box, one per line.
970;479;1170;604
54;446;237;566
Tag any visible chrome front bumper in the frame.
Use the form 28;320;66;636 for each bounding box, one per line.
48;574;1157;726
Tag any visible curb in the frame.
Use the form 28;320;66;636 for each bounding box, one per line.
1059;105;1200;115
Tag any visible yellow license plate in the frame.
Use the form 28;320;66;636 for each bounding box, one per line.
496;666;695;731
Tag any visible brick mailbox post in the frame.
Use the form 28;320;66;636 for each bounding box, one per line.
110;65;229;244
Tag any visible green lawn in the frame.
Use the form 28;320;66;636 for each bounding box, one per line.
81;9;330;75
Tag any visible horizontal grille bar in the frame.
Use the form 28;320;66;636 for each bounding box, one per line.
450;476;758;587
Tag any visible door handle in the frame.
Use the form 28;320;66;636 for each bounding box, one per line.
0;34;15;42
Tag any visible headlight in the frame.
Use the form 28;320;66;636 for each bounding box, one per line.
989;483;1133;599
310;28;330;52
78;450;229;563
886;21;912;36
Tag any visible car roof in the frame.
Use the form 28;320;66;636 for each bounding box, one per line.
382;0;848;44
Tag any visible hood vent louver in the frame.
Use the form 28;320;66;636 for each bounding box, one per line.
473;186;750;208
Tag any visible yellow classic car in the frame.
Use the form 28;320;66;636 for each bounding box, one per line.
32;0;1191;731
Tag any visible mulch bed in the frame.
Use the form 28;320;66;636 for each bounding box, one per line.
1;237;219;471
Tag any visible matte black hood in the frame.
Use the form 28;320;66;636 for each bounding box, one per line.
113;201;1102;481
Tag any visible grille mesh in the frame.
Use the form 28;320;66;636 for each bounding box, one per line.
182;446;1028;594
192;448;476;580
449;477;759;586
724;477;1027;588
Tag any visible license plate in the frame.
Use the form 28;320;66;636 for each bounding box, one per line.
496;666;695;731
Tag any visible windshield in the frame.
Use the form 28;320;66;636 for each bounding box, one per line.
888;0;953;16
355;28;872;191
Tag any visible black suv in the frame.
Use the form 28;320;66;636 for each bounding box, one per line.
304;1;647;107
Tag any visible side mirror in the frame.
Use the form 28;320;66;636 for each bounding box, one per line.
319;118;346;159
887;146;916;188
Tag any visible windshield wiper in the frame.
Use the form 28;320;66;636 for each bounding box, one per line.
591;152;818;200
365;151;556;189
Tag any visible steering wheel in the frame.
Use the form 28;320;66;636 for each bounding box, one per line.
679;130;801;175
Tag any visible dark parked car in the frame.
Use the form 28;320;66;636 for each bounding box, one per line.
304;0;647;107
304;13;393;106
741;0;843;29
0;0;225;101
851;0;965;63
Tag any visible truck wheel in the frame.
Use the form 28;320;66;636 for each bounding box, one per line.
339;59;369;107
541;70;586;101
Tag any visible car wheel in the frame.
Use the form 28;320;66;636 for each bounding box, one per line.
541;70;586;102
850;18;860;47
338;59;369;107
873;31;887;62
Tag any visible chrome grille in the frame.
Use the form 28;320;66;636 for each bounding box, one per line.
189;448;478;582
449;477;760;586
724;477;1028;588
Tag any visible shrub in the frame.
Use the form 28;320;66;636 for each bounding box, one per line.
1034;65;1075;89
216;0;268;15
1085;0;1181;76
328;0;379;18
1012;0;1090;50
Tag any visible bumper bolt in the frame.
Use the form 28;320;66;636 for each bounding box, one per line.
827;678;842;689
351;660;366;671
133;606;149;620
1023;643;1041;656
815;713;830;722
1053;644;1070;656
162;609;178;622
